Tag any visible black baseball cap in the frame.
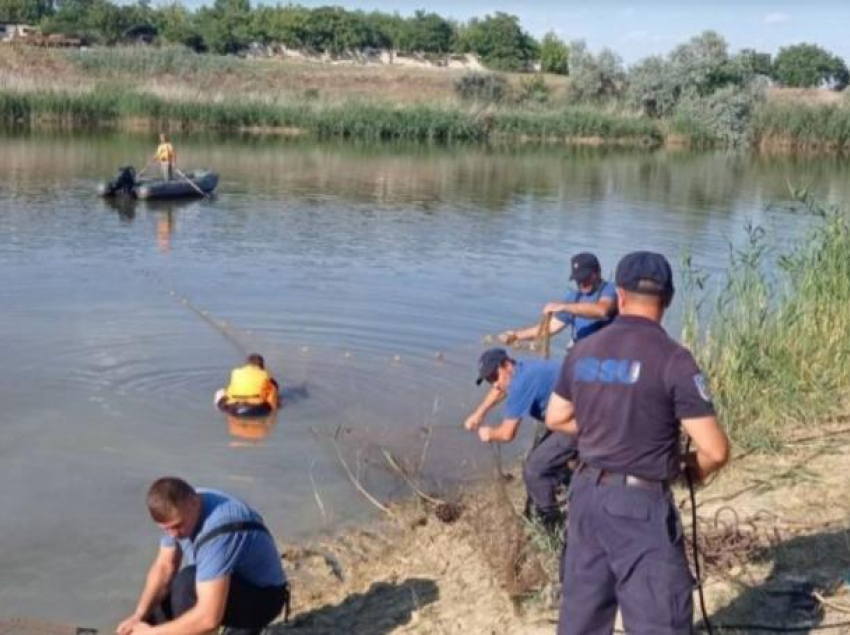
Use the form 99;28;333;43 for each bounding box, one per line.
476;348;510;385
569;252;601;284
615;251;675;301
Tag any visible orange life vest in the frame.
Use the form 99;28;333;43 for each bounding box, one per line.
225;364;274;406
156;142;176;163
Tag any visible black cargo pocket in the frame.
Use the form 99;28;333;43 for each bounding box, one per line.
602;488;651;522
647;561;695;631
665;502;684;546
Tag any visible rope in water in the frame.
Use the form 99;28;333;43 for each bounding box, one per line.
142;269;251;357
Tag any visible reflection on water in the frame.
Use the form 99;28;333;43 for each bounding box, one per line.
156;211;174;252
227;413;279;445
103;198;194;252
103;196;137;222
0;131;847;628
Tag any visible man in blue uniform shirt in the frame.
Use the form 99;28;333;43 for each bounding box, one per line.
116;477;287;635
500;252;617;348
545;252;730;635
465;348;576;530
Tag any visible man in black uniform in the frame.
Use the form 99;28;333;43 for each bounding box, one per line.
545;251;730;635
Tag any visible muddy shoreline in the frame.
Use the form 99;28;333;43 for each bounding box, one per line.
276;423;850;633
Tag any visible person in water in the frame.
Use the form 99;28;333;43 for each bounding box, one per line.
153;133;177;181
215;354;280;416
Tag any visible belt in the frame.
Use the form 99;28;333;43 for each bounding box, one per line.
578;463;669;492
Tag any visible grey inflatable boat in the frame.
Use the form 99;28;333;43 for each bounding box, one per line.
98;167;218;200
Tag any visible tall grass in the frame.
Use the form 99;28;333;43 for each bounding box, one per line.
66;46;245;79
681;195;850;450
752;101;850;152
494;108;662;144
0;86;662;144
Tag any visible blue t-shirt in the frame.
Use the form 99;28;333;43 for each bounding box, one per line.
555;280;617;342
160;489;286;586
503;360;561;422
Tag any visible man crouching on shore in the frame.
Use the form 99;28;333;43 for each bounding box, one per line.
116;477;288;635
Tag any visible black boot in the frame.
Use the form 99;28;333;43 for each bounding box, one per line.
538;508;566;535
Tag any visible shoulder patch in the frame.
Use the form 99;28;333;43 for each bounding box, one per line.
693;373;713;402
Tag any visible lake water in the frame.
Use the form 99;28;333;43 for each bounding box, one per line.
0;131;847;628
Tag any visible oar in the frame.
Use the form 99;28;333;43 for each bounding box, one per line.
175;167;208;198
137;157;156;178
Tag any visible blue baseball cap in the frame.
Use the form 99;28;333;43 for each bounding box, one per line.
476;348;510;385
569;252;601;284
615;251;675;301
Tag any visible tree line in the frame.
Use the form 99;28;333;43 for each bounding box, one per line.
563;32;848;146
1;0;848;89
0;0;557;71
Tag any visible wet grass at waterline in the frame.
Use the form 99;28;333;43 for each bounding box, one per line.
682;195;850;451
0;88;662;144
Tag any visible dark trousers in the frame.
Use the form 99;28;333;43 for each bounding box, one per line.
523;430;577;514
149;566;285;633
558;469;695;635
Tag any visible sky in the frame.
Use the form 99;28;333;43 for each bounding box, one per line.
241;0;850;64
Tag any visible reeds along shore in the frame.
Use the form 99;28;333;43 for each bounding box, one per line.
681;196;850;451
3;46;850;149
0;89;663;144
3;88;850;150
751;102;850;152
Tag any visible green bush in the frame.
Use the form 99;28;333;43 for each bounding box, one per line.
539;32;568;75
42;0;156;45
455;12;538;72
395;10;453;54
626;56;678;118
518;75;550;105
732;48;772;79
626;30;767;129
453;72;509;103
194;0;252;55
772;43;849;90
671;84;763;146
566;40;626;103
0;0;52;23
154;2;203;50
668;30;732;97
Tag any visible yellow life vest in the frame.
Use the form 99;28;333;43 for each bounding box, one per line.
225;365;271;405
156;142;175;163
